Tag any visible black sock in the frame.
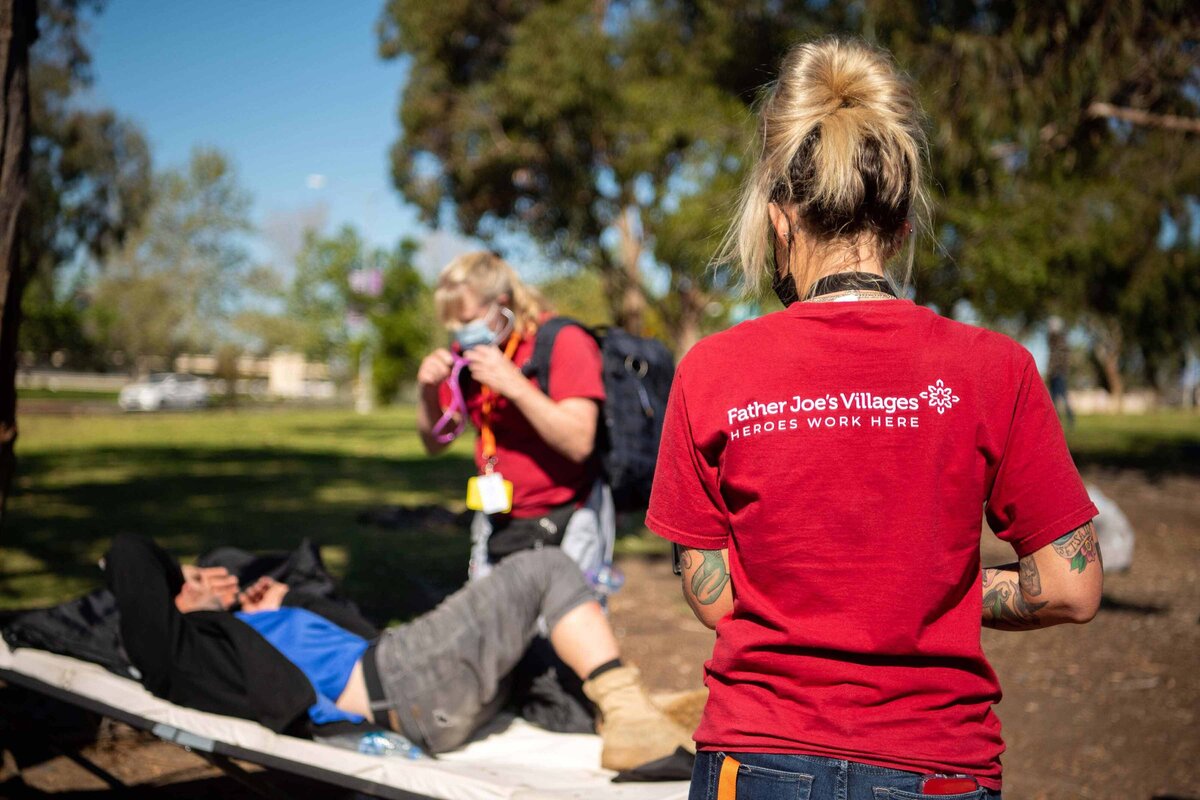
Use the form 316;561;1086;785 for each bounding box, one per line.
586;658;623;682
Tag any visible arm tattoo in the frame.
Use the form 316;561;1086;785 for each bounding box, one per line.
982;572;1049;630
688;549;730;606
1018;555;1042;596
1051;521;1100;574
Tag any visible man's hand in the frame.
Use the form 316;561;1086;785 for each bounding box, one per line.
465;344;528;399
417;348;456;389
175;565;239;614
238;576;290;613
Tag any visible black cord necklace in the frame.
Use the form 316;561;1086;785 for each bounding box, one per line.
805;271;898;301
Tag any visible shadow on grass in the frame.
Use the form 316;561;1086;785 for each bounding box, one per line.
1069;431;1200;478
1;446;476;624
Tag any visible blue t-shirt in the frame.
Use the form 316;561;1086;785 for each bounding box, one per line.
236;606;370;725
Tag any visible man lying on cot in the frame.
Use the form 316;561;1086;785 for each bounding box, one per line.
103;533;691;770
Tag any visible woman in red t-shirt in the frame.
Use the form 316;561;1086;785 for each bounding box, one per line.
646;38;1102;799
415;251;612;582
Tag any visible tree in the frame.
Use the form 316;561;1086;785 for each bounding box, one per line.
378;0;759;344
381;1;1198;383
853;1;1200;400
88;148;253;370
22;0;151;365
370;239;435;403
285;225;433;402
0;0;37;524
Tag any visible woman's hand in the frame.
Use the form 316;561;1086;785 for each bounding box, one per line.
465;345;528;399
417;348;456;389
238;576;290;613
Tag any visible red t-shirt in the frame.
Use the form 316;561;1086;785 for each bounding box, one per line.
442;321;605;518
645;300;1096;790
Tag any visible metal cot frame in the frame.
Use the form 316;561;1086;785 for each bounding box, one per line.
0;663;429;799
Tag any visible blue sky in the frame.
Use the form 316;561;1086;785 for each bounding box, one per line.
84;0;470;274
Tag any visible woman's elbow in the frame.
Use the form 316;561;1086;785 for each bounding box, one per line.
565;443;594;464
685;594;729;630
689;603;721;630
561;431;596;464
1063;589;1102;624
1053;580;1103;624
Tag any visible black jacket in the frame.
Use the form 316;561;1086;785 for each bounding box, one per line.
102;533;377;734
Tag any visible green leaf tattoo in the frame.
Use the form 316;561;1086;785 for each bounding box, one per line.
689;550;730;606
1052;522;1100;574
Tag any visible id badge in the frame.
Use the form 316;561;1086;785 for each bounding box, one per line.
466;473;513;514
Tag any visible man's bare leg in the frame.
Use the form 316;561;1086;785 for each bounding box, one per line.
548;600;619;678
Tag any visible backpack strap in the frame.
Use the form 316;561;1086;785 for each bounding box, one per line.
520;316;590;386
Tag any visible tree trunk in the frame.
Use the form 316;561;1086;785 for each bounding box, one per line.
674;283;705;356
613;205;645;335
0;0;37;525
1092;320;1125;413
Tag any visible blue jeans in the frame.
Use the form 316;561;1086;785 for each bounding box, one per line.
690;751;1002;800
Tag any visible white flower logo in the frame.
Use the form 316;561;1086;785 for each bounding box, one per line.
920;379;960;415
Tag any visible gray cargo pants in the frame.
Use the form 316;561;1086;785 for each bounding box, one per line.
370;548;596;754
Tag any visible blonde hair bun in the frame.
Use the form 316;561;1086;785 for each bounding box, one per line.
719;36;930;296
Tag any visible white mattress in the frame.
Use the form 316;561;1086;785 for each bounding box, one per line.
0;640;689;800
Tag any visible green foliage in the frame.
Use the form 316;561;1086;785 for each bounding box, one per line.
284;225;433;402
380;0;1199;381
20;0;153;364
538;270;613;328
287;226;367;361
87;148;253;367
865;1;1200;390
370;241;436;403
379;0;754;342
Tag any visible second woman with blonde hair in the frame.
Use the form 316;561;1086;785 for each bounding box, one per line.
416;251;614;582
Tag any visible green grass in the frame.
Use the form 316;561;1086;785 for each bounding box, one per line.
18;388;120;402
1065;410;1200;475
1;407;1191;619
1;407;478;622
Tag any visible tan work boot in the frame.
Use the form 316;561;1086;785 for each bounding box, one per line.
582;664;695;771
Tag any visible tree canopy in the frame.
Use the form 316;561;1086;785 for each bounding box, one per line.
380;0;1199;393
282;224;433;401
88;148;253;370
21;0;152;366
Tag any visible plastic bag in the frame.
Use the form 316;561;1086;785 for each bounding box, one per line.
1087;484;1135;573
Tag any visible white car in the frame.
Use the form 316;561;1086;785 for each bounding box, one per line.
118;373;209;411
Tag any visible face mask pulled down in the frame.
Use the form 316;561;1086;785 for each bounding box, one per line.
454;305;515;351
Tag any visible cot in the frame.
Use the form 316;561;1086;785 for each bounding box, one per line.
0;639;689;800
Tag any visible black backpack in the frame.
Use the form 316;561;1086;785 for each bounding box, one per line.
521;317;674;511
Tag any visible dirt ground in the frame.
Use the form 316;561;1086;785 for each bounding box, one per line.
1;466;1196;799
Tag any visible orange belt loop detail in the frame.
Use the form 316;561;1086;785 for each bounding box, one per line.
717;754;740;800
478;331;522;470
